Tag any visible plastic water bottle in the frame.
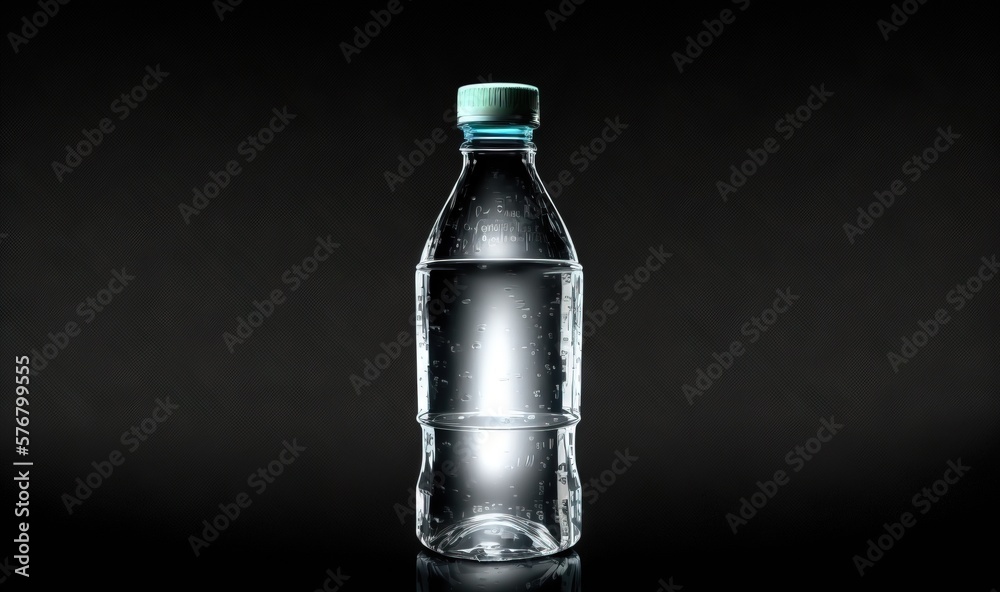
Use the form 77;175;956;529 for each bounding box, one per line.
414;83;583;560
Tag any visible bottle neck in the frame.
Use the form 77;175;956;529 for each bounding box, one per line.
460;123;536;152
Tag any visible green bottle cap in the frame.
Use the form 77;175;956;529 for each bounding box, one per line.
456;83;540;128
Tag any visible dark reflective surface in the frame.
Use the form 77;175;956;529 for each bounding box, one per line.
415;550;581;591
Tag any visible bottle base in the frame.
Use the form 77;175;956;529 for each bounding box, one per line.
418;513;577;561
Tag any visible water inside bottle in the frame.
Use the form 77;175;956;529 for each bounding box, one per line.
415;259;582;560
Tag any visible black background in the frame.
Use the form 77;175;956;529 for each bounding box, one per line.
1;0;998;589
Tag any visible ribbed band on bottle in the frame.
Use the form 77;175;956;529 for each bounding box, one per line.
456;83;540;127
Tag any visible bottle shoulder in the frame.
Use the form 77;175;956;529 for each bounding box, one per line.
420;153;578;262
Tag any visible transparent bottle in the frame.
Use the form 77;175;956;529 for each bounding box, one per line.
414;83;583;561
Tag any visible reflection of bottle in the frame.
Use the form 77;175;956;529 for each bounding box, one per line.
414;83;583;560
415;550;581;591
